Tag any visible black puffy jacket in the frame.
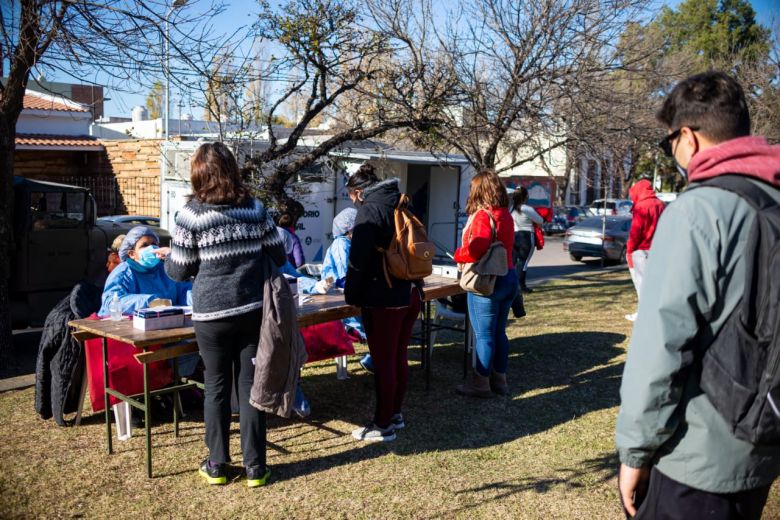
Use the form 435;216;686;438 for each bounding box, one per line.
345;178;414;308
35;281;102;426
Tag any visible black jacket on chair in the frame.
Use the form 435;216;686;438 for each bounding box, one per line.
345;178;414;308
35;281;102;425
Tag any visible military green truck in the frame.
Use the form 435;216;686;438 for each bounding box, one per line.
11;177;169;326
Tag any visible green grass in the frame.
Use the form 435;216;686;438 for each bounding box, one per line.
1;270;777;519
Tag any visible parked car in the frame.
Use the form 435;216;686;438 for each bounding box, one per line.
588;198;633;216
543;207;569;235
564;205;589;226
97;215;160;227
563;215;632;263
97;215;171;245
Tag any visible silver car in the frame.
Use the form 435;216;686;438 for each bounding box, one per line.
563;215;632;263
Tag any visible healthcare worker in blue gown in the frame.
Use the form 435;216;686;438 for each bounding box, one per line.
99;226;197;376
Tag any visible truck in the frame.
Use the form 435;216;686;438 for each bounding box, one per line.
160;141;475;263
10;176;169;327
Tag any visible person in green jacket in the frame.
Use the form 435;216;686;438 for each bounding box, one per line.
615;71;780;519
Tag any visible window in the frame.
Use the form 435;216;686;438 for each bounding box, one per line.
30;191;86;230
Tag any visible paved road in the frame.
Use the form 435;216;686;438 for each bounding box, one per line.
525;235;625;287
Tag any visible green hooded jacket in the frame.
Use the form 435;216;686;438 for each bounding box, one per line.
615;176;780;493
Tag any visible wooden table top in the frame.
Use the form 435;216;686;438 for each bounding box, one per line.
69;274;462;347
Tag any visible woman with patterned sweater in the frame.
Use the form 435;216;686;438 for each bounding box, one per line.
163;142;286;487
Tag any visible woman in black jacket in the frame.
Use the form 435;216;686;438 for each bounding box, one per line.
345;164;422;443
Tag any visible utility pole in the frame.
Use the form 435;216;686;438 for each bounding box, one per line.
163;0;188;139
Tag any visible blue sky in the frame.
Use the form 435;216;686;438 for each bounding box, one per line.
34;0;779;119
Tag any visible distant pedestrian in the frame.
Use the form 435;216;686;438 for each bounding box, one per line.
616;71;780;519
455;170;516;398
624;179;665;322
510;187;543;295
345;164;422;443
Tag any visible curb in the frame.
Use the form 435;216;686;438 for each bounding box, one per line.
0;374;35;393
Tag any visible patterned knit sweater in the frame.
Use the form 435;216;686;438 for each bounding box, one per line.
164;197;286;321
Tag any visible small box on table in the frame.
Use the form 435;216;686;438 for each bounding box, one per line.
133;306;185;331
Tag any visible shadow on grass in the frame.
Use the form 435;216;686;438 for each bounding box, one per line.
530;274;633;295
265;330;625;482
438;452;620;518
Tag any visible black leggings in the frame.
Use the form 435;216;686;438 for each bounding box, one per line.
193;310;266;468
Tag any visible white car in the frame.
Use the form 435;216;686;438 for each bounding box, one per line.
588;199;633;216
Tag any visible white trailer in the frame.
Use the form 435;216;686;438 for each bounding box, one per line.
160;141;474;263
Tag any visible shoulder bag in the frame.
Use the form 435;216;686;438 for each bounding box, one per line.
459;209;508;296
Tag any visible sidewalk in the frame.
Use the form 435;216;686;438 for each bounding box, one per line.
1;327;43;392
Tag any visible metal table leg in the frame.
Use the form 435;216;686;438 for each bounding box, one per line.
173;357;180;438
103;338;113;454
143;355;152;478
425;300;432;391
463;311;471;378
74;358;88;427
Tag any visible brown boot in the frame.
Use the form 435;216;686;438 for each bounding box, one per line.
490;371;509;396
456;373;494;398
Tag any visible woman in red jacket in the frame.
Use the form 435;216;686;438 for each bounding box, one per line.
454;170;517;397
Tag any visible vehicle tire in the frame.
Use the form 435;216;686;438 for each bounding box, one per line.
569;253;582;262
618;248;627;265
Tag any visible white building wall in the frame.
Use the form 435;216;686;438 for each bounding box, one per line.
16;110;92;136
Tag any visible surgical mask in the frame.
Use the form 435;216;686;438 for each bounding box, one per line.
137;245;161;269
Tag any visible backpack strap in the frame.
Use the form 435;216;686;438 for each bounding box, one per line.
379;193;411;289
694;174;778;334
694;175;777;210
484;209;498;242
468;208;497;242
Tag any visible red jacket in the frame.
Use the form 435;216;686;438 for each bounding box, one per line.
627;180;665;267
454;207;515;268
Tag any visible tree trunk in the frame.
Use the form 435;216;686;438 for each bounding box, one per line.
0;121;16;364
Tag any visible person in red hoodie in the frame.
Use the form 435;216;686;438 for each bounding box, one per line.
624;179;665;322
454;169;516;398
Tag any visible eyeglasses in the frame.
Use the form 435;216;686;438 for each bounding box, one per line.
658;127;699;157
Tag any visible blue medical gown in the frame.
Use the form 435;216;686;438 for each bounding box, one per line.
99;262;192;317
320;236;365;339
321;236;350;288
99;262;197;375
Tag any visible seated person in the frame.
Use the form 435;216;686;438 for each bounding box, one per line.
275;208;306;268
98;226;198;377
321;208;372;371
106;234;125;274
99;226;192;315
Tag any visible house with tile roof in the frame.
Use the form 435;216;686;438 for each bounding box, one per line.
13;90;108;181
15;90;103;153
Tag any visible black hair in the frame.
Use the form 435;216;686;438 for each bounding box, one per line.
656;71;751;143
511;186;529;208
346;163;380;190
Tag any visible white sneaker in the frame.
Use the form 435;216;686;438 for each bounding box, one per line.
624;313;637;322
351;423;396;442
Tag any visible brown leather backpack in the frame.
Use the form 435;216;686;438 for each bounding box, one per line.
379;194;435;286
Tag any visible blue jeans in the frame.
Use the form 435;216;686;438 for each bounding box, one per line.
467;269;518;376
